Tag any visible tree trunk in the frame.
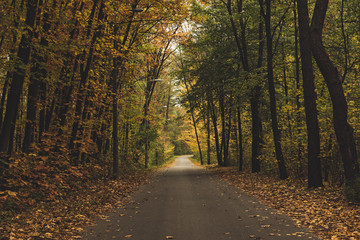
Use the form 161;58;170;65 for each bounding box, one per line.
165;81;172;125
124;121;130;164
297;0;323;188
293;0;304;171
7;109;18;154
210;100;222;166
112;94;119;178
219;93;228;166
45;87;59;131
23;78;39;152
224;103;232;166
281;43;293;139
55;3;84;134
251;10;265;173
23;0;52;150
56;66;76;135
237;106;243;171
250;87;261;173
0;70;11;132
225;0;247;70
183;79;203;165
0;0;24;132
226;0;264;172
69;1;104;162
38;82;47;143
206;101;211;165
190;107;203;165
0;0;38;155
144;94;149;169
260;0;288;180
310;0;359;197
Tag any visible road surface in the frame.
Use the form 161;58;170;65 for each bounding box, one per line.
83;156;318;240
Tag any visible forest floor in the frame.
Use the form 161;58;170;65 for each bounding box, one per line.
209;167;360;240
0;169;154;240
2;160;359;240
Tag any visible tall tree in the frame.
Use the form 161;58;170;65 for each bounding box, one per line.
297;0;323;188
251;8;265;173
259;0;288;179
309;0;359;198
206;100;211;165
68;0;104;164
111;1;140;178
23;1;52;152
236;106;243;171
222;0;262;172
0;0;38;155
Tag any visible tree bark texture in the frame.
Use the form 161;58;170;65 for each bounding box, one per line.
309;0;359;191
207;101;211;165
210;100;222;166
219;91;228;166
0;68;11;132
23;2;51;151
297;0;323;188
190;107;203;165
261;0;288;180
250;87;261;173
251;15;265;173
0;0;38;154
112;94;119;178
237;107;244;171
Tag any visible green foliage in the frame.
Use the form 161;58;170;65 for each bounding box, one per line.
173;139;192;155
174;0;360;201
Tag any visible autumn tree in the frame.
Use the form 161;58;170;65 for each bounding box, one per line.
297;0;323;188
179;0;360;201
308;0;359;199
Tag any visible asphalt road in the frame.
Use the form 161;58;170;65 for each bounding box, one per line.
83;156;319;240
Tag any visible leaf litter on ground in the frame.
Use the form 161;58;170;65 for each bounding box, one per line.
0;169;154;239
209;166;360;240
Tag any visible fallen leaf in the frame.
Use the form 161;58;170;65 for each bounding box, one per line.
44;233;52;238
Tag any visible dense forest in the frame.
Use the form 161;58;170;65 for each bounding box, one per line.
0;0;359;237
0;0;191;181
0;1;194;230
178;0;360;202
